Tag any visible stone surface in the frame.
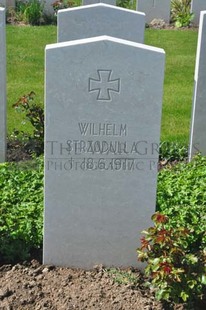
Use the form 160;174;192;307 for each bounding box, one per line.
137;0;171;24
189;11;206;159
191;0;206;25
0;7;6;163
43;0;55;15
6;0;15;8
83;0;116;5
58;4;145;43
44;35;165;268
0;0;5;8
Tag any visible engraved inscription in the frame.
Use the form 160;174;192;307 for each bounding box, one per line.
78;123;127;136
88;70;120;101
47;140;160;156
46;158;158;172
46;122;160;173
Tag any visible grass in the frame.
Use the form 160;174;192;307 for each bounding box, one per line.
7;25;198;143
145;29;198;143
7;25;56;133
106;267;140;285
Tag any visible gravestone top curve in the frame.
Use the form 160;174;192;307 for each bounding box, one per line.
49;35;162;53
57;4;145;43
60;3;144;15
82;0;116;5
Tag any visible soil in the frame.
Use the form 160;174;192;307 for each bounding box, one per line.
1;258;205;310
7;139;33;162
0;260;179;310
148;20;198;31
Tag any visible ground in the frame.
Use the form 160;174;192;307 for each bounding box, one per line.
0;260;177;310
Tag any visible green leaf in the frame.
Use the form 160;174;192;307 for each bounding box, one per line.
152;258;160;266
201;275;206;285
180;291;189;302
156;288;170;301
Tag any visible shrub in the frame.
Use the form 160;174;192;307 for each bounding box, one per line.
52;0;76;15
9;0;44;25
171;0;194;27
12;91;44;156
137;156;206;305
159;141;188;162
117;0;134;9
0;157;44;262
50;0;80;24
157;155;206;212
137;213;206;304
24;0;44;25
16;0;28;13
6;1;26;24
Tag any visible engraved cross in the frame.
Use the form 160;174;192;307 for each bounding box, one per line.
88;70;120;101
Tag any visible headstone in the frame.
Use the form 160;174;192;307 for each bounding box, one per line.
0;7;6;163
58;4;145;43
0;0;15;8
44;35;165;268
83;0;116;5
191;0;206;25
6;0;15;8
43;0;55;16
137;0;171;24
0;0;5;8
189;11;206;160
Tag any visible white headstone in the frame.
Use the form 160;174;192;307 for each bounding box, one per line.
58;4;145;43
43;35;165;268
43;0;55;16
189;11;206;160
0;0;15;8
0;7;6;163
0;0;5;8
137;0;171;24
6;0;15;8
191;0;206;25
83;0;116;5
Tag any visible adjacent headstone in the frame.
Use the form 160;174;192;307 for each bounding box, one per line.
6;0;15;8
137;0;171;24
191;0;206;25
43;0;55;16
44;35;165;268
0;0;5;8
0;7;6;162
189;11;206;160
58;4;145;43
0;0;15;9
83;0;116;5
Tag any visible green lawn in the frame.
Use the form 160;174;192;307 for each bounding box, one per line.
145;29;198;143
7;26;198;144
7;25;56;134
